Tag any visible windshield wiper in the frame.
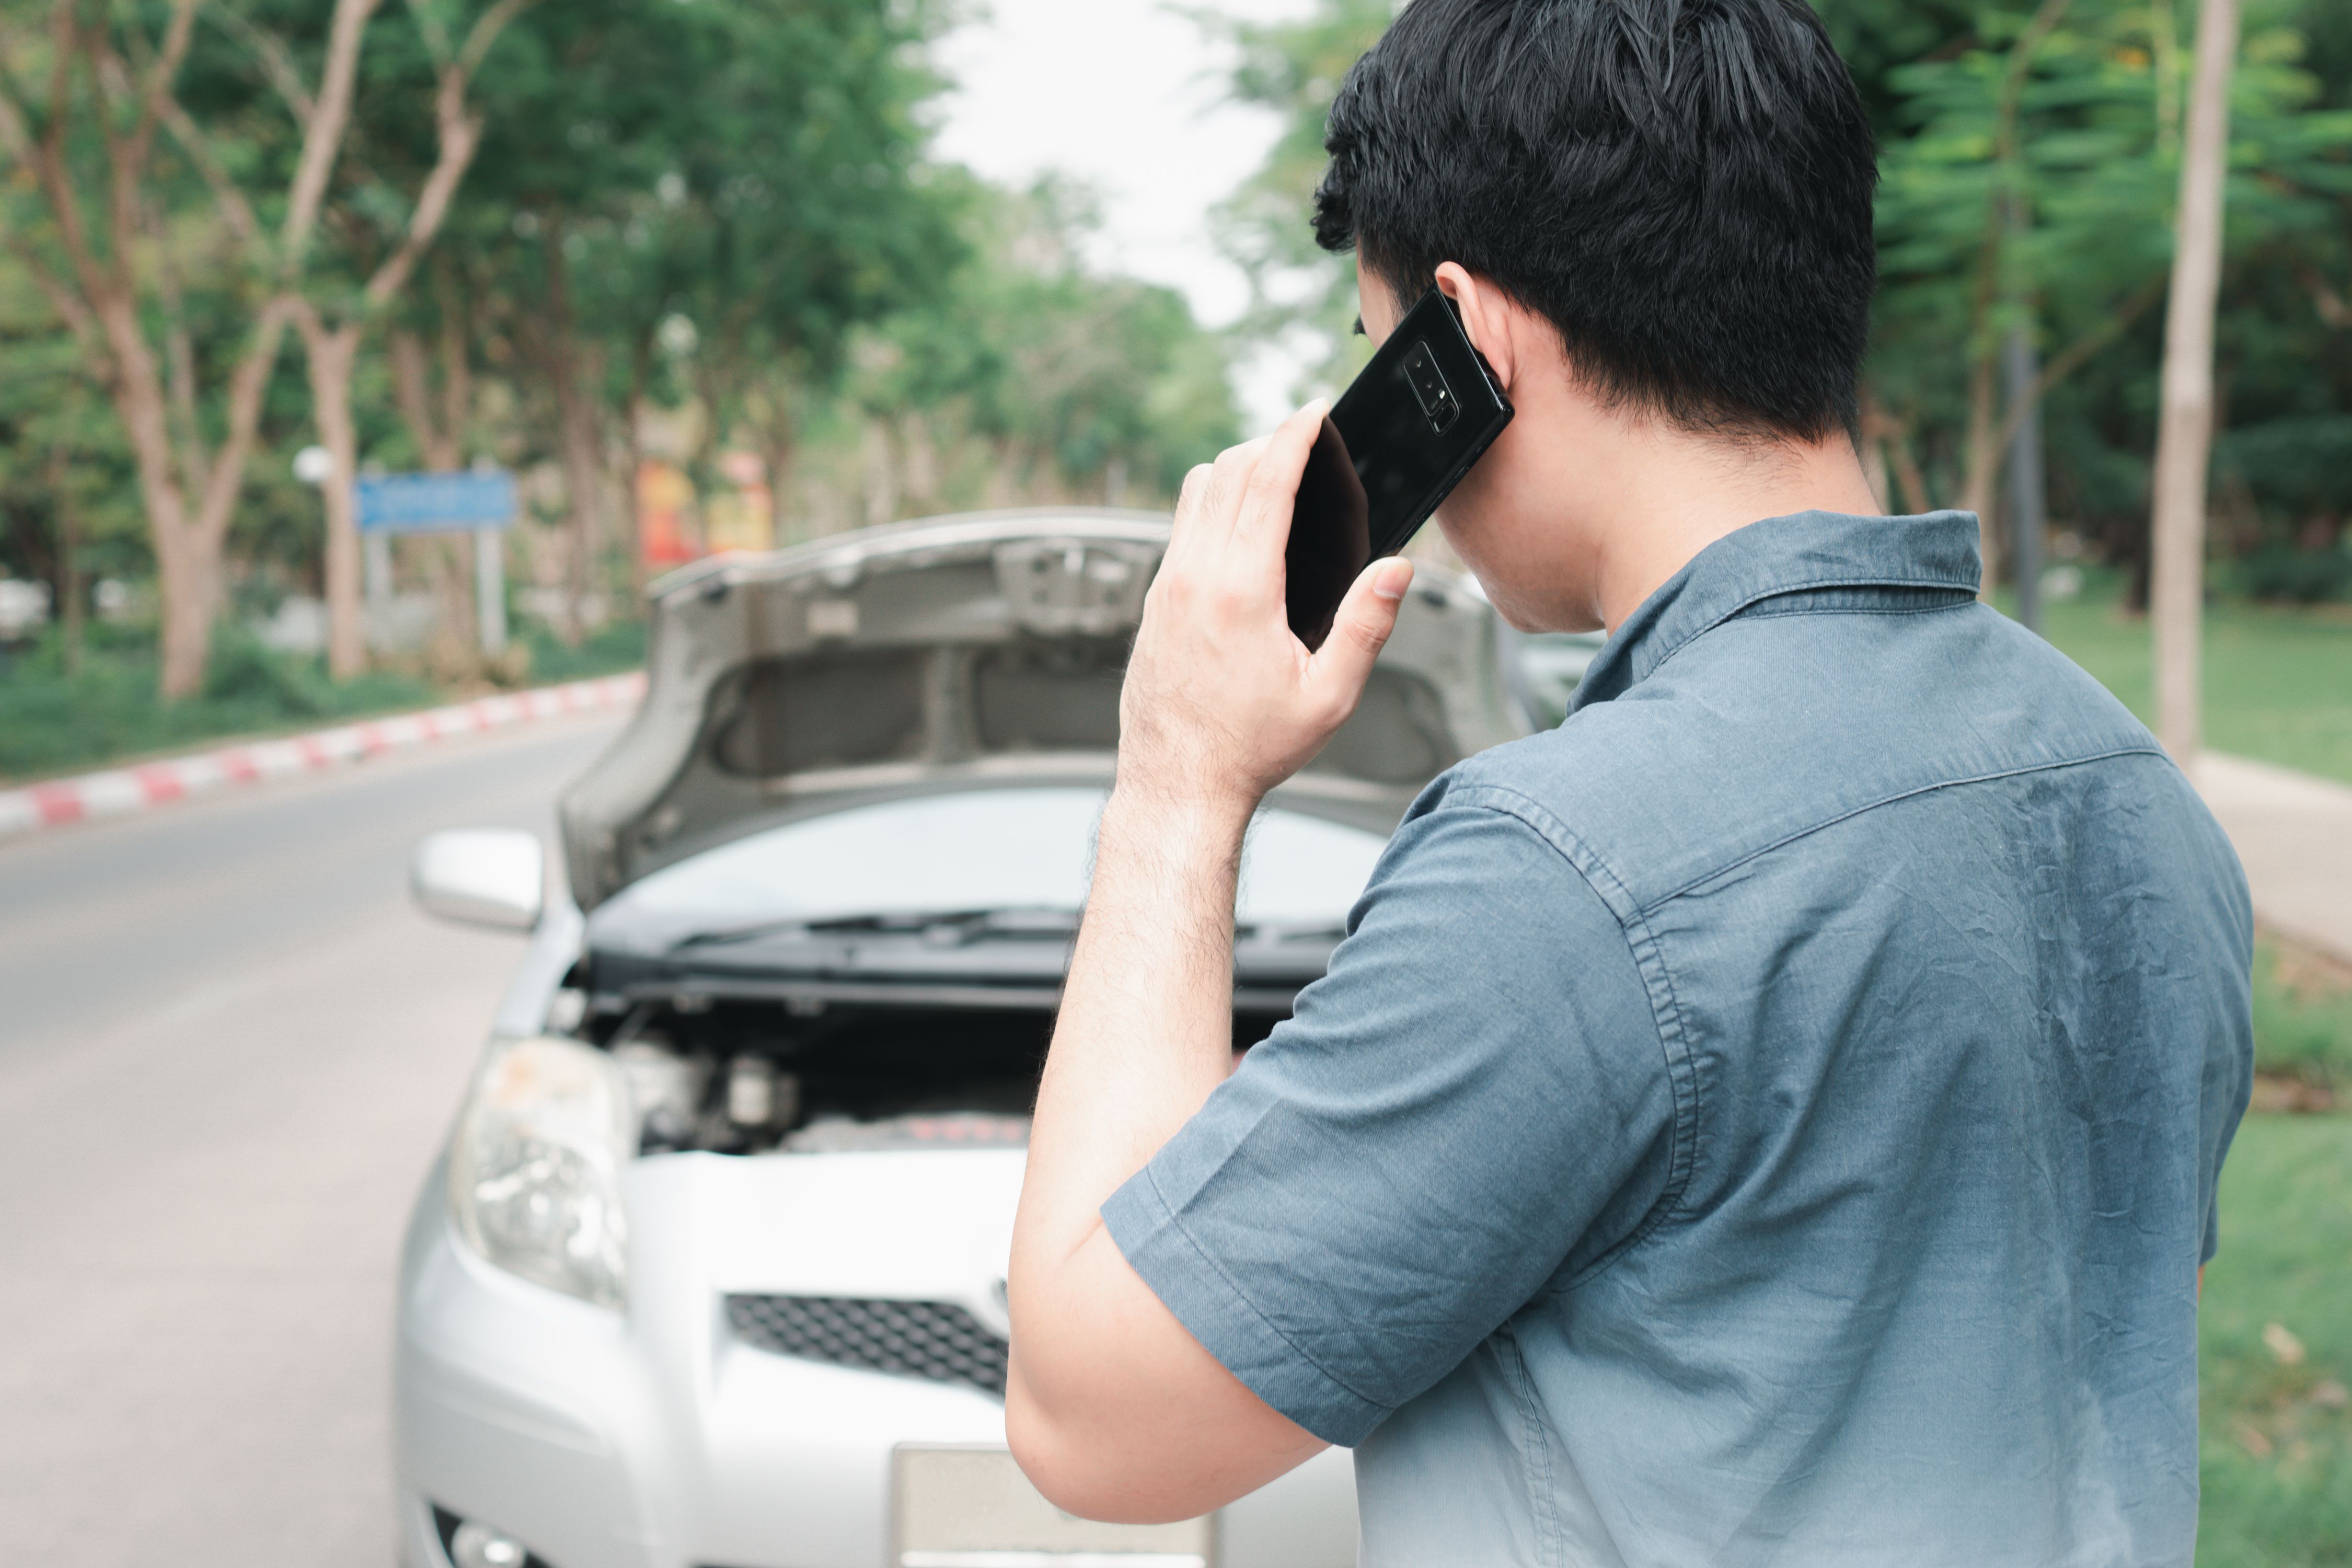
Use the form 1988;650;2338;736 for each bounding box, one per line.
672;906;1082;951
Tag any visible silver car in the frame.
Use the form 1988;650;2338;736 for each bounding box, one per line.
397;509;1526;1568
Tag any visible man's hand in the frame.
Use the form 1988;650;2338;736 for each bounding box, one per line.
1117;402;1417;820
1006;404;1412;1523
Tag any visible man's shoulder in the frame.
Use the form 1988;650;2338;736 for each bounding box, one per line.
1399;723;1672;921
1424;603;2180;913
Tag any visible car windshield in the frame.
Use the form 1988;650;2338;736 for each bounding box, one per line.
611;787;1389;933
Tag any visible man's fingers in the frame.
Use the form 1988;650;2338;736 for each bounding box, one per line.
1165;462;1217;570
1175;462;1215;524
1231;402;1329;563
1201;437;1270;548
1308;556;1414;706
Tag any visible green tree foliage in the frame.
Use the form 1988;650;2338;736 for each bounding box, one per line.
317;0;1229;609
1206;0;1394;399
362;0;965;636
0;0;1239;706
1;0;546;688
848;178;1238;511
0;0;361;694
1851;0;2352;584
439;0;959;437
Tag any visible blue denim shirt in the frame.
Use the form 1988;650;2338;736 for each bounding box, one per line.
1104;510;2254;1567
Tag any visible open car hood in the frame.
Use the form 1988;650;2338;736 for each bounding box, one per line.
560;508;1523;909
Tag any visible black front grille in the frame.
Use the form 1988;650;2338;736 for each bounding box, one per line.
726;1294;1008;1397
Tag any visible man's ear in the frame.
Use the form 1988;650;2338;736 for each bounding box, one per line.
1434;262;1517;391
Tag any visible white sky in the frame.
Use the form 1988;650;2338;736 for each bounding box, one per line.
928;0;1320;432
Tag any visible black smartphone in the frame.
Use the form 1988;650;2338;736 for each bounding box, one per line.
1285;287;1514;649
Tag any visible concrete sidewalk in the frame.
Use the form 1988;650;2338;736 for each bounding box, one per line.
2193;752;2352;965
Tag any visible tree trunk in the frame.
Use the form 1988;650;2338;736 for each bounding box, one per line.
90;293;215;698
1862;393;1933;515
537;226;604;644
624;331;654;595
862;418;898;526
742;360;804;548
1888;440;1931;518
1954;0;2076;599
390;328;463;470
440;304;473;465
2003;316;2047;635
6;0;373;698
901;414;940;513
2149;0;2239;762
554;361;606;640
1958;352;2004;597
984;442;1021;511
762;432;799;547
152;514;220;699
1858;432;1890;515
50;446;85;677
389;324;482;658
296;314;368;677
286;0;518;677
37;421;73;642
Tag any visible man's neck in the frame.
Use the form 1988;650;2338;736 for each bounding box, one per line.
1433;352;1889;637
1583;420;1885;633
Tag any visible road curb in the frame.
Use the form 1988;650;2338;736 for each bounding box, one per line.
0;671;645;843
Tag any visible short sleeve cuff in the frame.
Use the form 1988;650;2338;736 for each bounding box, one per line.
1101;1167;1391;1448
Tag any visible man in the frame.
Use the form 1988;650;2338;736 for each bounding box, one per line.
1007;0;2253;1561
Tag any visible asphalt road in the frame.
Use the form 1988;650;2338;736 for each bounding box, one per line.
0;713;625;1568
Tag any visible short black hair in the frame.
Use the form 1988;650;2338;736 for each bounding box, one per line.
1315;0;1878;443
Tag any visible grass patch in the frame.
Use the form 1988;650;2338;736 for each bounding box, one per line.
2028;576;2352;787
0;628;439;782
0;618;647;783
517;618;648;685
2253;937;2352;1107
2198;1113;2352;1567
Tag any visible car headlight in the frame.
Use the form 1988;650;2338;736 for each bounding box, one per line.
448;1035;633;1310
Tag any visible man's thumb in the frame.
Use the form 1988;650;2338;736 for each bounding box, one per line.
1313;556;1414;693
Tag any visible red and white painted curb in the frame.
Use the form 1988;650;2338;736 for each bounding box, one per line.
0;671;645;843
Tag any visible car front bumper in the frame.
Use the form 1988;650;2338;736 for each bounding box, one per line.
395;1150;1358;1568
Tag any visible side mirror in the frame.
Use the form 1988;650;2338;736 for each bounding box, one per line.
411;828;545;932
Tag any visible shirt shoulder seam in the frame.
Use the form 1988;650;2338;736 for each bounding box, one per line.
1435;785;1702;1265
1640;744;2172;913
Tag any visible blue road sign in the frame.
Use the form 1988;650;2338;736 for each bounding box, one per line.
356;471;518;534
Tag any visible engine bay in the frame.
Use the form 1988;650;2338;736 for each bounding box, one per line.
563;991;1287;1157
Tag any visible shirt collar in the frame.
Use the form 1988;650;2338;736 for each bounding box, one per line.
1570;510;1982;712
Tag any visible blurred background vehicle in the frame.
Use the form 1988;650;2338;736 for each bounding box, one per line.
397;510;1522;1568
1498;628;1609;732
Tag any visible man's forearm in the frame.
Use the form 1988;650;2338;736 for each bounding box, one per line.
1015;786;1252;1279
1002;410;1401;1519
1006;785;1332;1524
